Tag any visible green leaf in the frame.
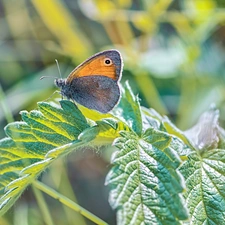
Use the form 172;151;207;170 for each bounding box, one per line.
142;106;193;150
106;127;188;225
0;100;96;215
112;81;143;136
179;149;225;225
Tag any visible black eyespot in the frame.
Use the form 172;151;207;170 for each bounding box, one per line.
104;58;112;65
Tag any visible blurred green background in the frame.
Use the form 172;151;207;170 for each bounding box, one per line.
1;0;225;224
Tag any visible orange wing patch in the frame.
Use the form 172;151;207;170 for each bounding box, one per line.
67;55;117;83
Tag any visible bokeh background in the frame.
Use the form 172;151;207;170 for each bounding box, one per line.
1;0;225;224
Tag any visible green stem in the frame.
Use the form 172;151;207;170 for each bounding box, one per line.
32;180;109;225
32;185;54;225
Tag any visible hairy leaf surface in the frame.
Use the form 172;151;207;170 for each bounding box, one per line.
0;100;110;215
106;83;188;225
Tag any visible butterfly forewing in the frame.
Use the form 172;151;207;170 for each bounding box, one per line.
66;50;122;83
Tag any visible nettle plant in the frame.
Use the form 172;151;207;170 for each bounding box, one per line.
0;82;224;225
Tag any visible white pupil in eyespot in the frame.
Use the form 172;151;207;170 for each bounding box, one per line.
105;59;111;64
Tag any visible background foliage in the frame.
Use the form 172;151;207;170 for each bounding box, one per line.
1;0;225;224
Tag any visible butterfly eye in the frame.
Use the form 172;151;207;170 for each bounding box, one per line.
104;58;112;66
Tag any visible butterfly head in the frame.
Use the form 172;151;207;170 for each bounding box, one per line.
54;78;66;88
54;78;71;98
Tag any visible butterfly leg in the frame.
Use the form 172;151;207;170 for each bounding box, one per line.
42;90;61;102
59;91;64;100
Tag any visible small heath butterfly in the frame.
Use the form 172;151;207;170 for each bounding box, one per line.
55;50;123;113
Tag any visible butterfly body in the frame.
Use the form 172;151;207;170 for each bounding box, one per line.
55;50;122;113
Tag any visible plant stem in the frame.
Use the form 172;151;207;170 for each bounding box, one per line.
32;180;109;225
32;185;54;225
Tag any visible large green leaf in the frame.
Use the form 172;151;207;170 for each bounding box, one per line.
179;149;225;225
106;85;189;225
0;100;117;216
106;128;188;225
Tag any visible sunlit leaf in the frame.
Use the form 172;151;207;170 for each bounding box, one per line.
0;100;99;215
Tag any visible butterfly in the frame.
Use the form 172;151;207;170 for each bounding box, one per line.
55;50;123;113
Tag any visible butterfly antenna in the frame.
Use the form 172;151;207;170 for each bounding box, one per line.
55;59;62;79
40;76;56;80
40;59;63;80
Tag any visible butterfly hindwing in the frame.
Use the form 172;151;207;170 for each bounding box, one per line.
69;75;120;113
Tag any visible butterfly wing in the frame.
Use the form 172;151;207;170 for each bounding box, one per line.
69;75;120;113
66;50;122;83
